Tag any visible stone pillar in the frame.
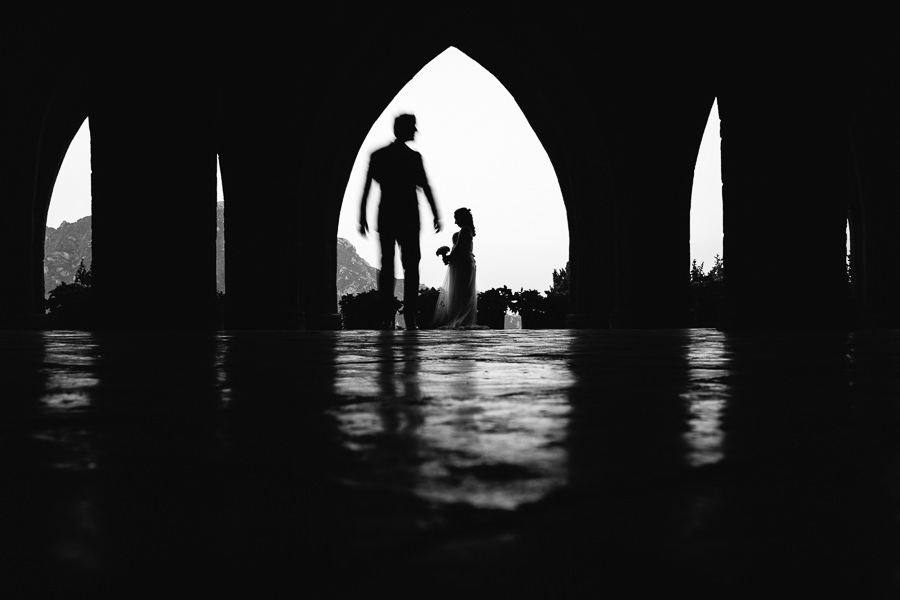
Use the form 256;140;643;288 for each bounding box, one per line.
30;60;90;321
297;137;344;331
848;38;900;327
0;120;41;328
719;56;850;329
301;222;342;331
88;34;217;330
0;11;77;329
217;60;305;330
217;146;304;330
0;71;56;328
605;94;712;328
564;148;615;329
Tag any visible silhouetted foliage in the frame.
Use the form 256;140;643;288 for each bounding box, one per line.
405;286;441;329
548;262;570;296
544;262;570;327
509;288;543;314
339;289;401;329
847;251;852;286
691;255;723;285
74;259;92;287
509;287;567;329
46;259;93;329
505;263;570;329
690;254;724;327
477;286;512;329
215;289;226;329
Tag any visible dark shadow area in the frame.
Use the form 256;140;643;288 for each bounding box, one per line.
4;329;900;596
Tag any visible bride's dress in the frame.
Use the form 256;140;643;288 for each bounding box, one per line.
432;227;481;329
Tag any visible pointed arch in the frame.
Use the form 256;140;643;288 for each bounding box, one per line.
44;118;92;297
34;60;90;307
336;47;569;303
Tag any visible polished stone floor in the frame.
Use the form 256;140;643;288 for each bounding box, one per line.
3;328;900;597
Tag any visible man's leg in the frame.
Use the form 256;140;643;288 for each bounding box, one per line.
397;230;421;329
379;232;397;328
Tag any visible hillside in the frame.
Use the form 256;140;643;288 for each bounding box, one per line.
43;206;383;302
44;216;92;294
336;237;379;301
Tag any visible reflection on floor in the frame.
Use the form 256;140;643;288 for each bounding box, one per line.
2;328;900;597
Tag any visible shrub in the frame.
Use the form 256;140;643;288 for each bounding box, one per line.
477;286;512;329
690;255;724;327
339;289;401;329
548;262;569;296
406;286;441;329
542;263;570;328
46;259;93;329
509;288;544;314
510;288;549;329
543;293;569;328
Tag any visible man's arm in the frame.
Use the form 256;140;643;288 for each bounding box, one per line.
422;181;441;234
416;153;440;233
359;171;372;237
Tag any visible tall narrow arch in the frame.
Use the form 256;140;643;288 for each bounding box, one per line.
44;117;92;297
30;59;90;315
690;99;723;272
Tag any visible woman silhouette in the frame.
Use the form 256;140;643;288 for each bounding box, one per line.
432;208;484;329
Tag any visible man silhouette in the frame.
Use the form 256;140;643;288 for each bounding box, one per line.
359;114;441;330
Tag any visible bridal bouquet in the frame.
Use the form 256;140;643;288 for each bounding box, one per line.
436;246;450;265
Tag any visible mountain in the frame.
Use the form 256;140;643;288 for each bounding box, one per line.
44;205;384;303
44;216;92;294
336;237;379;302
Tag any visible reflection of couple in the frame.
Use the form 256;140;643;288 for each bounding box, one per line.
359;114;480;329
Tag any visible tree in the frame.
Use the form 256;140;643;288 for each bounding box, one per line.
73;259;92;287
548;262;570;296
477;286;513;329
690;254;724;327
339;289;402;329
508;262;571;329
46;259;93;329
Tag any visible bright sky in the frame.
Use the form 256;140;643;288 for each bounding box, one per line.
48;119;92;228
690;99;724;271
48;47;725;290
339;47;723;290
338;48;571;292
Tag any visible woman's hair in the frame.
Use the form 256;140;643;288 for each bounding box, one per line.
454;207;476;236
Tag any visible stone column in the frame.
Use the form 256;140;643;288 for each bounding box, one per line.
0;121;41;328
88;35;217;330
216;59;305;330
605;93;712;328
563;148;615;329
719;58;850;329
851;124;900;326
848;38;900;327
